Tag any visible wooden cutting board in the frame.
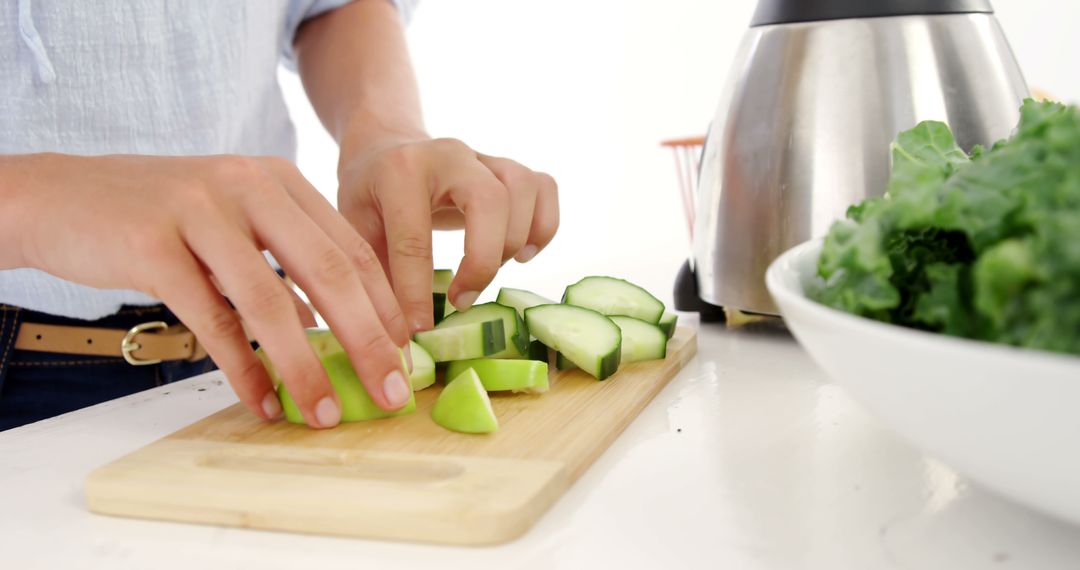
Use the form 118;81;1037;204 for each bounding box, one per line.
85;327;697;545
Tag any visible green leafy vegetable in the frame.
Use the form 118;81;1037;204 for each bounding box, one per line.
813;99;1080;356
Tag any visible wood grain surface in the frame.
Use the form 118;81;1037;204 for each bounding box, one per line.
85;327;697;545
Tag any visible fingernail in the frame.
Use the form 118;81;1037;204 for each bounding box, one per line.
383;370;411;408
515;245;539;263
261;392;282;420
454;290;480;310
314;396;341;428
402;343;414;373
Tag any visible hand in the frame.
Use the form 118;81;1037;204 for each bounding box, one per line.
337;136;559;333
7;153;413;427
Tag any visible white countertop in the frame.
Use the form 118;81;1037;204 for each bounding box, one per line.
4;318;1080;570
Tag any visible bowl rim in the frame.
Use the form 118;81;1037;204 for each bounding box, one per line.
765;239;1080;367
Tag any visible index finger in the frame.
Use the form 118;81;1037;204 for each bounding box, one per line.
445;164;510;309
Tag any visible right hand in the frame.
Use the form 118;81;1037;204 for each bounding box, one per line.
4;153;412;428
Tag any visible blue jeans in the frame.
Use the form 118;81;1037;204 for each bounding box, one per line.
0;304;217;431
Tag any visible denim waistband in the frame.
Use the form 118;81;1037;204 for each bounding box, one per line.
0;303;217;431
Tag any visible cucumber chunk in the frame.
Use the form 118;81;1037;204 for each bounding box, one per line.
525;304;621;380
432;368;498;434
433;269;453;293
562;276;665;324
445;358;549;393
432;269;454;325
658;312;678;339
261;329;416;425
555;351;576;371
414;319;506;362
437;302;528;359
408;340;437;391
610;315;667;363
496;287;556;319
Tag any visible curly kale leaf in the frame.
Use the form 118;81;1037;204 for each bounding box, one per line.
812;99;1080;356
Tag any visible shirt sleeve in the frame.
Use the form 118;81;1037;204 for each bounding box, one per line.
281;0;419;70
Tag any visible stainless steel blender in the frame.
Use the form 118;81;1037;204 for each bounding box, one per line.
675;0;1029;318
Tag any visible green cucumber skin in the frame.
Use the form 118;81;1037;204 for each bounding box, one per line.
555;351;576;371
524;304;621;381
562;276;665;324
597;350;620;379
658;313;678;339
278;352;416;424
437;302;529;359
481;320;503;356
445;358;549;392
552;351;617;376
609;315;667;363
433;292;447;326
413;319;506;362
496;287;556;319
432;269;453;293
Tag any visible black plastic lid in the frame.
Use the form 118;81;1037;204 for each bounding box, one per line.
751;0;993;27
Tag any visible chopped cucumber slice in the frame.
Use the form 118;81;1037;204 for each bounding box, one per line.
563;276;665;324
609;316;667;363
433;293;447;326
437;302;528;359
496;287;556;319
658;312;678;339
408;340;436;391
445;358;549;393
413;319;505;362
525;304;621;380
262;329;416;425
432;269;454;325
555;351;576;371
433;269;453;293
432;368;498;434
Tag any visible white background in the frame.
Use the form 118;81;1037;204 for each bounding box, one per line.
279;0;1078;306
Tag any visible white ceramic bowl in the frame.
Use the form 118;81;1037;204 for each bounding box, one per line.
766;239;1080;525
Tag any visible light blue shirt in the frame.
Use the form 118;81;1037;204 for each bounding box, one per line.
0;0;414;320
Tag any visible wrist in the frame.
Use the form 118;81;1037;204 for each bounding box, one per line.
337;111;429;178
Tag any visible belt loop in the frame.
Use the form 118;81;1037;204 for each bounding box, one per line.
0;307;22;397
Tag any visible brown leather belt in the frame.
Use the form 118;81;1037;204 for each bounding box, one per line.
14;321;208;365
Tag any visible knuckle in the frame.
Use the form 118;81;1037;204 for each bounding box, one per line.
208;155;264;184
431;137;468;154
241;277;292;317
232;356;269;386
173;181;220;214
260;155;295;173
278;363;327;403
383;308;410;340
356;330;394;358
538;172;558;193
125;227;175;260
347;238;382;274
313;247;356;285
201;308;245;341
391;235;432;260
468;181;509;208
499;164;534;189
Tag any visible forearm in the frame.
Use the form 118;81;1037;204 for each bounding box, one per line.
0;154;51;270
295;0;428;165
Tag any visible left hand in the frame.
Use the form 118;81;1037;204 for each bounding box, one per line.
337;136;559;334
